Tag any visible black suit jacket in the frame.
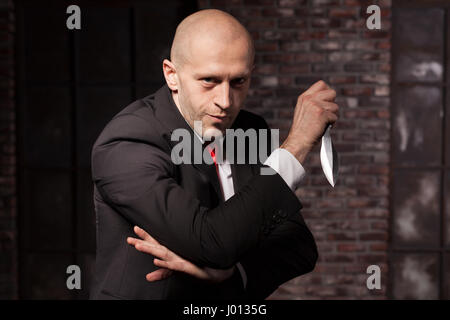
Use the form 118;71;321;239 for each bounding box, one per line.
89;84;318;300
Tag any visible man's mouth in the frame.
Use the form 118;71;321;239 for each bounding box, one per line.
208;114;227;121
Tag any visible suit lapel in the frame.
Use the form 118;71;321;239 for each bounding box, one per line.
150;85;223;200
230;163;255;193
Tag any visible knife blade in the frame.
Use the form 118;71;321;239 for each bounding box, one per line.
320;125;339;187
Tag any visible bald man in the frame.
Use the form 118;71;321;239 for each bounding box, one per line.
90;9;338;300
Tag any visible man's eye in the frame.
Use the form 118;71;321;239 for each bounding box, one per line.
202;78;214;83
232;78;246;86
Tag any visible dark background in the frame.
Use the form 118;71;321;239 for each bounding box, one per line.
0;0;449;299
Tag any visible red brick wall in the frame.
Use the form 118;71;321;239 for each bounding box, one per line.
197;0;391;299
0;0;17;300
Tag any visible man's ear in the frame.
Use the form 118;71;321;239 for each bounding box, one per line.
162;59;179;91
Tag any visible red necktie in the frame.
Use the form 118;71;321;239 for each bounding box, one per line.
208;146;220;180
208;146;224;199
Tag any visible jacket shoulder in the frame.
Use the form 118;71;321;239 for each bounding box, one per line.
232;109;270;131
92;97;167;151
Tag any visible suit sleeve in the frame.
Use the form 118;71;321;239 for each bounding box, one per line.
238;116;318;299
91;113;303;270
239;211;318;299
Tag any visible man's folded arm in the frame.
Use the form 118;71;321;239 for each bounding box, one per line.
239;212;318;299
92;113;302;270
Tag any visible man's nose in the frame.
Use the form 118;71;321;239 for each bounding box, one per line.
215;82;232;110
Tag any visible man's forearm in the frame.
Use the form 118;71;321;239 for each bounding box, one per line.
239;213;318;299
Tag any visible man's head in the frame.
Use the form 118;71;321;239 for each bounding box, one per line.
162;9;255;139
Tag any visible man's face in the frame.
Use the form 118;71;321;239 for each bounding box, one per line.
175;36;253;139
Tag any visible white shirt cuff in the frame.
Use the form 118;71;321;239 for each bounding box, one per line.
263;148;306;191
236;262;247;289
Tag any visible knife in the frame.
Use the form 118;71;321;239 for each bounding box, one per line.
320;125;339;187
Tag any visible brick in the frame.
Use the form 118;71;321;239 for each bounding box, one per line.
277;0;306;6
262;8;295;17
243;0;275;5
262;30;296;41
297;30;327;40
324;210;357;220
311;18;341;28
328;29;358;39
246;19;277;29
324;254;356;263
312;41;341;51
278;18;307;28
347;198;382;208
262;53;295;63
253;64;278;75
341;132;373;142
370;243;388;251
312;0;339;5
345;40;376;51
357;254;387;264
344;63;373;72
327;233;357;241
360;74;389;85
359;232;388;241
358;165;389;175
280;41;310;51
294;52;326;63
328;52;358;63
328;77;354;86
312;63;341;73
254;41;278;52
337;243;366;252
280;64;310;74
329;8;358;18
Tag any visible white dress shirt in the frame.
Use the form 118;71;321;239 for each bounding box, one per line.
190;128;306;289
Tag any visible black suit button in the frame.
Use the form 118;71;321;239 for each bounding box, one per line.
278;209;287;218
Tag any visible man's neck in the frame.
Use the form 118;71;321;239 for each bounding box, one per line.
171;90;205;144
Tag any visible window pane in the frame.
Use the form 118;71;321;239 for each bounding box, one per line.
79;8;131;83
24;87;72;168
77;170;95;252
392;86;442;166
445;253;450;299
392;170;440;247
446;97;450;165
135;2;194;83
25;5;70;83
446;171;450;247
27;171;73;251
21;253;73;299
137;83;165;98
77;87;131;168
394;8;443;49
391;253;439;299
75;253;95;300
395;50;443;82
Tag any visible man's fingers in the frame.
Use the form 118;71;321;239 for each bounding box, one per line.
303;80;329;96
132;240;170;260
315;89;336;102
133;226;159;244
318;101;339;113
325;111;339;126
145;268;173;282
153;258;170;269
154;258;208;280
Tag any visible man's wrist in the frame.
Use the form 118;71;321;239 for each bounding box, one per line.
280;140;311;165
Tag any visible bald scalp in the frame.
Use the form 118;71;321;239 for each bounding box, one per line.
170;9;255;69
